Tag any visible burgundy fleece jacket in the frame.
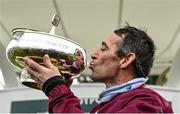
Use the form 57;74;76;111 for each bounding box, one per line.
46;84;173;113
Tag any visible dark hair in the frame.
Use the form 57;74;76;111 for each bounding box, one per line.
114;25;156;77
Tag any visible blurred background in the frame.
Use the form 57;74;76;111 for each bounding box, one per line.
0;0;180;113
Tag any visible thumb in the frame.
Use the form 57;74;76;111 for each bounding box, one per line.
43;54;55;69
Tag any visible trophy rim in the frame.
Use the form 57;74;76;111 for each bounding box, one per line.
11;28;87;53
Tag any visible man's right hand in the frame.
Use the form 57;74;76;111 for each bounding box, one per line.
23;54;62;89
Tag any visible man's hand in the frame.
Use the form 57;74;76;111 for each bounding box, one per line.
23;54;61;89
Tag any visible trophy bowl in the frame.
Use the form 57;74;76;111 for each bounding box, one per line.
6;15;87;89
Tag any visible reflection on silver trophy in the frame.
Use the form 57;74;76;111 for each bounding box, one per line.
6;14;87;89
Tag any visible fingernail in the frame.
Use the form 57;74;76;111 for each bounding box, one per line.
23;57;28;61
45;54;49;58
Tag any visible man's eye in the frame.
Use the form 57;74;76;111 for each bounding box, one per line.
101;46;106;51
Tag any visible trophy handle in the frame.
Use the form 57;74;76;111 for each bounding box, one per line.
49;14;60;35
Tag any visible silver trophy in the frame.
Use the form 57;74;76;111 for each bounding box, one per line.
6;14;87;89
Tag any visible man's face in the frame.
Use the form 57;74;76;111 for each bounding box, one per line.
89;33;123;82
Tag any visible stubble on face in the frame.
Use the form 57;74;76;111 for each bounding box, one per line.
90;33;123;83
90;54;120;82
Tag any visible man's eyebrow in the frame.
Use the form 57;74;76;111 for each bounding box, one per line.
102;41;109;48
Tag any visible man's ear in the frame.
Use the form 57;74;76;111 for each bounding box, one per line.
119;53;136;68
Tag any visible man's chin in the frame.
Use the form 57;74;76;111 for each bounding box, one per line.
89;74;96;81
90;74;102;82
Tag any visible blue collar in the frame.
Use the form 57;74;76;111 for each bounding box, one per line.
99;77;148;103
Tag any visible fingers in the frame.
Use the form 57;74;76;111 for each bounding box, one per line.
25;65;39;79
23;55;62;89
23;57;43;72
25;66;43;89
43;54;56;70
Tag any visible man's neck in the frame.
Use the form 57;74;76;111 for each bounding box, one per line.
105;71;135;88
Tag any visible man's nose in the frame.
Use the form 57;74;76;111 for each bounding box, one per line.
91;49;99;60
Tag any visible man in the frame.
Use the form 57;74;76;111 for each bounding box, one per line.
23;25;173;113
